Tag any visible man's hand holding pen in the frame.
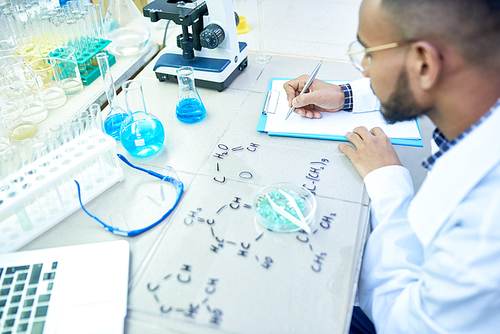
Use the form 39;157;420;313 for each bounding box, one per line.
283;77;346;119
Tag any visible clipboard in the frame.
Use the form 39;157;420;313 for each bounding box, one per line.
257;78;424;147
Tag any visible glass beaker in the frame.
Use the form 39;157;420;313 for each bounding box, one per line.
29;58;67;109
104;0;151;56
16;43;42;66
0;41;19;57
120;80;164;158
175;66;206;124
0;122;10;151
0;88;37;141
48;46;84;95
96;52;128;140
6;69;48;124
0;55;25;77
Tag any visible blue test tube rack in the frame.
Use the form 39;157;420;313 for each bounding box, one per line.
49;40;117;87
77;39;117;86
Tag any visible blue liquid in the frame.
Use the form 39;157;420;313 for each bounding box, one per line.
104;113;129;140
176;98;206;124
121;118;165;158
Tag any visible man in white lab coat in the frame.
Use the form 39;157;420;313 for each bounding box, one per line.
285;0;500;333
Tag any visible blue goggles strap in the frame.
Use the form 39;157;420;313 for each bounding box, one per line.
75;154;184;237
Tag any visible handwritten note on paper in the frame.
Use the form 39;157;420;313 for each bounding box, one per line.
128;137;370;333
264;79;422;142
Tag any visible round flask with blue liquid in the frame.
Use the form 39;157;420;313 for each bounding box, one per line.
120;80;165;158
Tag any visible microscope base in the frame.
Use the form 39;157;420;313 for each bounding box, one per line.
155;57;247;92
153;42;249;92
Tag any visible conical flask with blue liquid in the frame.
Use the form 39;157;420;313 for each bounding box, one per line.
120;80;165;158
96;53;129;140
176;66;206;123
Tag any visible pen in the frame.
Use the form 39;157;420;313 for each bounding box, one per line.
285;59;323;120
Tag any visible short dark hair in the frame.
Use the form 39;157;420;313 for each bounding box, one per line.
381;0;500;71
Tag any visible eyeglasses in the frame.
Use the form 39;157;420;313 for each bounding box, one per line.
347;40;417;73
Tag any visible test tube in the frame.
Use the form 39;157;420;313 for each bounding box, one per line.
94;4;104;40
63;5;80;51
81;7;94;46
60;126;75;153
11;7;28;46
33;130;51;169
0;147;17;194
87;4;100;47
19;138;38;176
55;10;69;47
88;103;104;135
38;15;50;49
74;143;95;190
79;107;106;183
255;0;271;64
1;146;34;231
19;138;48;223
0;7;22;50
17;118;53;224
86;3;100;65
26;191;47;223
46;127;64;161
69;1;87;55
0;121;10;151
50;123;62;136
90;103;118;175
45;12;61;50
72;8;89;75
0;150;8;205
35;131;64;214
40;185;63;215
72;119;88;143
77;7;94;70
78;110;93;137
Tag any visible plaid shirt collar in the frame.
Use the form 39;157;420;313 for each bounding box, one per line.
340;83;499;170
422;98;500;170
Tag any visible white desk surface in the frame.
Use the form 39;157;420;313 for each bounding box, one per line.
17;0;435;333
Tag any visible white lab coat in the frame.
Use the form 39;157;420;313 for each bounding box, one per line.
348;78;500;333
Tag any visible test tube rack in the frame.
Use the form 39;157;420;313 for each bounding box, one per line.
0;132;124;254
76;40;116;86
49;40;116;87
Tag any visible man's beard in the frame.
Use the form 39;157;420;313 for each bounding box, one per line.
379;69;432;124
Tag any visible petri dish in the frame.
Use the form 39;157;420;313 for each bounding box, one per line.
253;182;316;232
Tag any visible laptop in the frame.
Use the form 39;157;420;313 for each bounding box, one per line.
0;240;130;334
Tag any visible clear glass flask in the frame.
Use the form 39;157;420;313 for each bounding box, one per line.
96;53;128;140
104;0;151;56
120;80;164;158
176;66;206;124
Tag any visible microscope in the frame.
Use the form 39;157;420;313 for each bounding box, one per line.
143;0;249;92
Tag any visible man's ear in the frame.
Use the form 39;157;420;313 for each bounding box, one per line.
410;41;442;90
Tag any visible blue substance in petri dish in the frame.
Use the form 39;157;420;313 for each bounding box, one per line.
255;190;308;232
176;98;206;124
104;113;129;140
120;118;165;158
